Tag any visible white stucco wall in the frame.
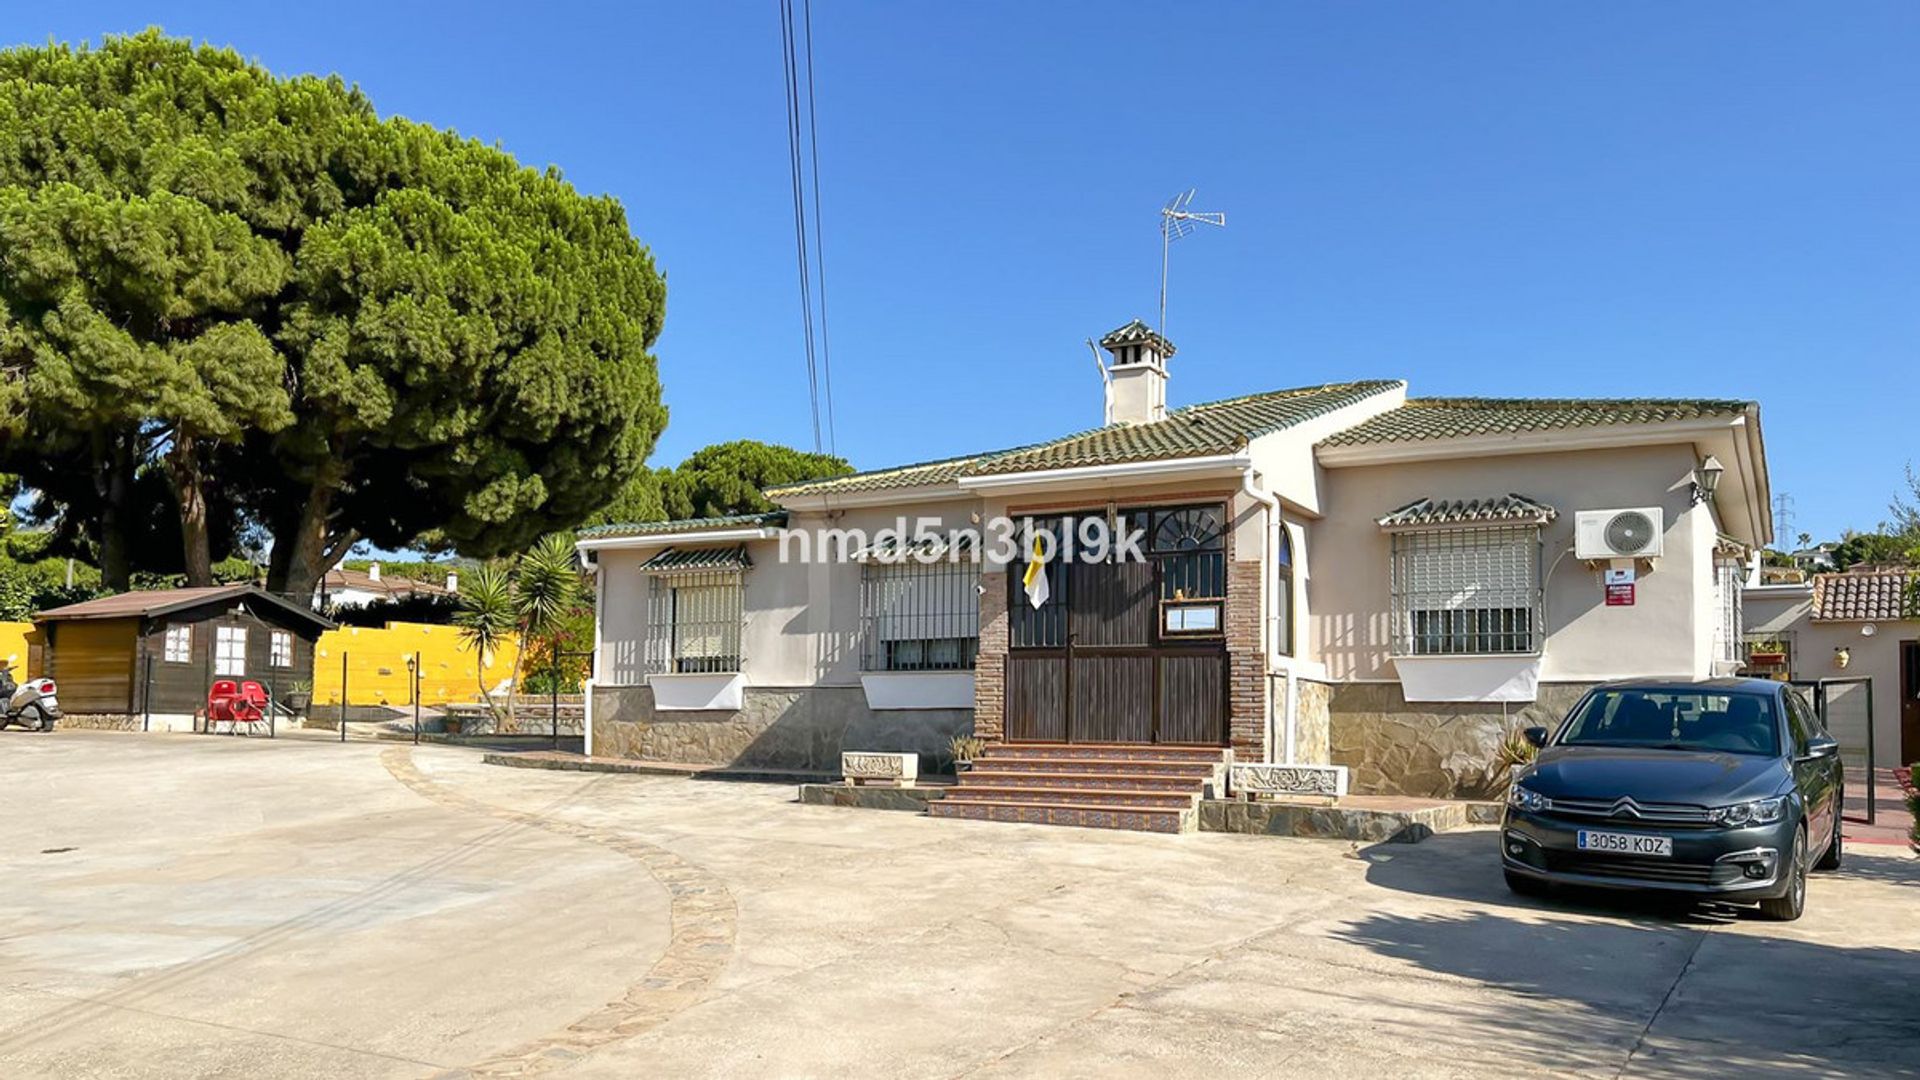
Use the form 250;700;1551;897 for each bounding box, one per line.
1743;583;1913;768
1309;442;1716;684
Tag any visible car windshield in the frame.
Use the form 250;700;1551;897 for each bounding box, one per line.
1557;689;1780;756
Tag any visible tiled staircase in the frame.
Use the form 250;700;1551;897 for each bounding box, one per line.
927;743;1230;834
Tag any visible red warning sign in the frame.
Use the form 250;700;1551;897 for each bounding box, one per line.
1605;583;1636;607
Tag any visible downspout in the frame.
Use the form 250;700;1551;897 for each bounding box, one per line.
1239;466;1292;765
580;548;602;758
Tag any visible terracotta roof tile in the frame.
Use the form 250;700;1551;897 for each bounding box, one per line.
1811;572;1918;622
578;512;788;540
1377;494;1558;530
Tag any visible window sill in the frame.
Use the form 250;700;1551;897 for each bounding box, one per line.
1390;654;1543;703
859;671;975;711
645;672;745;711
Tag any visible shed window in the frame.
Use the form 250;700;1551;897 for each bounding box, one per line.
645;570;743;675
214;625;248;677
164;624;192;664
270;630;293;669
1388;526;1542;656
860;555;979;672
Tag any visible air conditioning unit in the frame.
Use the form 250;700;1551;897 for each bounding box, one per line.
1575;507;1665;560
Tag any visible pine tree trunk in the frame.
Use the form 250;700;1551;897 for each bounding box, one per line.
168;434;214;586
92;432;134;592
266;461;352;601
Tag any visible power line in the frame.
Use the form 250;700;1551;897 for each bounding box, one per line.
778;0;837;456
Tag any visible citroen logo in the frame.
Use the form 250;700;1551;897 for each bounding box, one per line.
1610;797;1642;819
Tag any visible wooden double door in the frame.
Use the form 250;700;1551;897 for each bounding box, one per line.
1003;506;1229;746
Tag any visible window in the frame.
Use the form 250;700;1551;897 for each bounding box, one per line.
164;624;192;664
1388;526;1542;656
645;570;743;674
269;630;293;668
1153;505;1226;640
1560;688;1779;757
1273;524;1294;657
861;555;979;671
1712;560;1744;667
214;625;248;676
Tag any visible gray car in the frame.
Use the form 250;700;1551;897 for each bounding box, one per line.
1501;678;1843;920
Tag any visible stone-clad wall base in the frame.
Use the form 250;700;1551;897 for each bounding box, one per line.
59;713;142;731
1198;798;1465;844
797;784;948;812
1294;678;1333;765
591;684;972;774
1329;681;1594;799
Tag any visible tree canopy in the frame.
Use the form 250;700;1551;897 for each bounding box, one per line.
0;31;666;595
588;440;852;526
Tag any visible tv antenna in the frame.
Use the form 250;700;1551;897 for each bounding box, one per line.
1159;188;1226;336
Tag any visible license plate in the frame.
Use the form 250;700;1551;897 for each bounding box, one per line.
1577;830;1671;856
40;696;57;711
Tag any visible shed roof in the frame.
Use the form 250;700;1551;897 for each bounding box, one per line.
1810;571;1917;623
34;585;336;633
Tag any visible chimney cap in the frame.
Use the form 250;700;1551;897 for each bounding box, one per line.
1099;319;1175;361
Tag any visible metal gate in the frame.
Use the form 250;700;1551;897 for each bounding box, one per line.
1793;676;1875;825
1004;505;1230;745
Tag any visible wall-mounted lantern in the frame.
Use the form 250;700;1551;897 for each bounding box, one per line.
1691;455;1724;505
1833;646;1851;670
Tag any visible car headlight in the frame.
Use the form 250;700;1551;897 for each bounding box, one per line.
1507;784;1550;813
1708;796;1788;827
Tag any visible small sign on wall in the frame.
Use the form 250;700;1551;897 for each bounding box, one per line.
1605;583;1636;606
1604;566;1637;586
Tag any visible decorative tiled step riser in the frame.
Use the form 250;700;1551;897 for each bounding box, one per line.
940;787;1198;810
985;746;1229;764
969;760;1219;779
958;771;1205;792
929;801;1190;834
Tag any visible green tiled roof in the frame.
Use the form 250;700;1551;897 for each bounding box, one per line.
1377;494;1557;530
1321;397;1751;447
766;380;1402;498
578;512;786;541
762;455;982;498
637;545;753;573
967;380;1404;477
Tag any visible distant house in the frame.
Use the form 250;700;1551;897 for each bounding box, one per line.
34;586;335;731
578;318;1774;802
316;562;459;611
1745;569;1918;767
1789;544;1837;573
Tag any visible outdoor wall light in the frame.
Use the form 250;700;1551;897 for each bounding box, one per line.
1691;455;1724;505
1833;647;1851;670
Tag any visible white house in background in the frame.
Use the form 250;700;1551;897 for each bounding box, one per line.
314;562;459;611
578;319;1773;799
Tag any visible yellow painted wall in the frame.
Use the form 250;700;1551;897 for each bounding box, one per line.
313;622;520;706
0;621;32;674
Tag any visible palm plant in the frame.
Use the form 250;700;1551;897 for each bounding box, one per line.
454;563;516;722
505;534;580;723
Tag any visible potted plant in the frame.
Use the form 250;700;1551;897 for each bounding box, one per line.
946;734;986;776
282;680;313;717
1493;727;1539;794
1746;639;1788;665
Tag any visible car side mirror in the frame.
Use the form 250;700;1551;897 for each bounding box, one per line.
1799;733;1838;761
1523;726;1549;749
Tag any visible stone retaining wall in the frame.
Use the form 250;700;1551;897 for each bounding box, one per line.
1328;681;1593;799
591;684;971;774
447;702;585;737
58;713;143;731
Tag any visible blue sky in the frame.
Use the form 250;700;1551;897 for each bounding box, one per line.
13;3;1918;544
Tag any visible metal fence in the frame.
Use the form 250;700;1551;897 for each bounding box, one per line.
1388;526;1542;656
1794;676;1875;824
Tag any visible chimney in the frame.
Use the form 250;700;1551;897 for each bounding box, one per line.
1099;320;1174;425
445;570;459;593
367;562;381;582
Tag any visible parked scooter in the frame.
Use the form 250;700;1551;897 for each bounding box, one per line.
0;662;59;732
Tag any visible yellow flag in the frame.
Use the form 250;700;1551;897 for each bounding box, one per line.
1022;533;1051;609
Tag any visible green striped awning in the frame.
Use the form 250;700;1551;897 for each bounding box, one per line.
1376;494;1556;530
637;545;752;574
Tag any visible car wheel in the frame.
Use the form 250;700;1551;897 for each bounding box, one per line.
1760;826;1807;921
1504;868;1549;898
1814;804;1842;871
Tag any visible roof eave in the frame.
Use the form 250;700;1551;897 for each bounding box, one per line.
1315;416;1748;467
958;452;1254;494
576;525;782;553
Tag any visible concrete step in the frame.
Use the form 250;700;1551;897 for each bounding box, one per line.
928;798;1193;834
968;758;1220;778
941;785;1198;810
981;743;1229;764
955;769;1205;792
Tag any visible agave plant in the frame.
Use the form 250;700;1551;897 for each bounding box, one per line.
1492;727;1540;794
455;562;516;722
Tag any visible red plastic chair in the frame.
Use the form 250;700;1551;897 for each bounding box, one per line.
206;679;267;736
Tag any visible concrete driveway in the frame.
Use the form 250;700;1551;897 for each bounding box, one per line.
0;731;1914;1079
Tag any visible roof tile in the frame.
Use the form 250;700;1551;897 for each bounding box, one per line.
1320;397;1751;447
578;512;787;541
1377;494;1558;530
1811;571;1917;622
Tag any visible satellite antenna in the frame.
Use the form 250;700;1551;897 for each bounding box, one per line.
1159;188;1226;336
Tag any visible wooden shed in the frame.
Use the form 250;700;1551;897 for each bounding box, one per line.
34;586;335;731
